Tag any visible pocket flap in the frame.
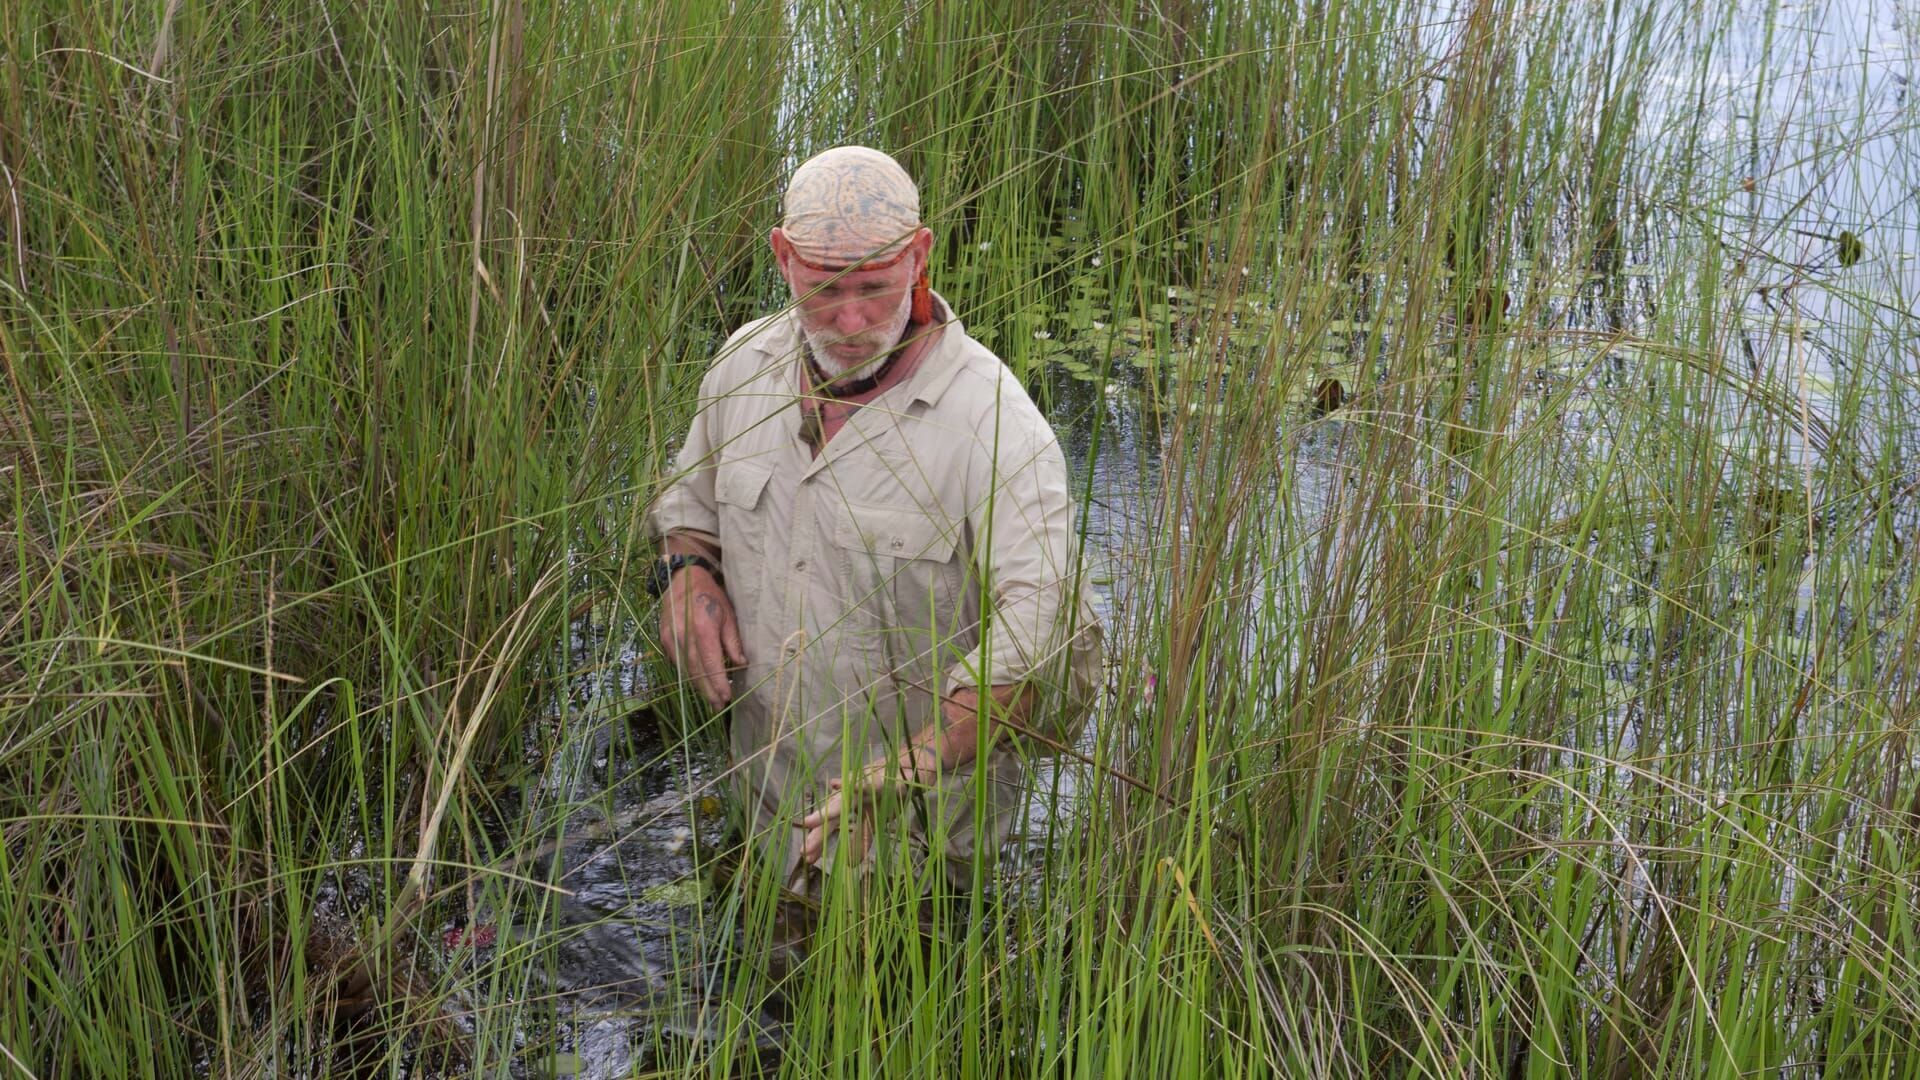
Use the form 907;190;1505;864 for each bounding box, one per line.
833;502;960;563
716;461;773;509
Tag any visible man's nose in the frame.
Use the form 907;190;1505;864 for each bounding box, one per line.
833;302;867;335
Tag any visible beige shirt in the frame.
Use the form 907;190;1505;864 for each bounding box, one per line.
651;296;1101;884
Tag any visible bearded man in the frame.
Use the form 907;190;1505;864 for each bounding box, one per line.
649;145;1101;896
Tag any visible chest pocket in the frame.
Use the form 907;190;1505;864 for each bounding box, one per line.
715;461;775;605
832;502;966;654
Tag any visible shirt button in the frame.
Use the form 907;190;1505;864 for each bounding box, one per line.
890;538;903;550
794;558;806;571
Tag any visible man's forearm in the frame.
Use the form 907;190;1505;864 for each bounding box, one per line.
902;683;1032;776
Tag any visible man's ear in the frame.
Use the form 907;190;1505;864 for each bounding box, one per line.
770;228;793;270
910;227;934;273
769;228;799;291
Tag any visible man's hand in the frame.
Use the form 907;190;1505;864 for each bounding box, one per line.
659;565;746;710
795;743;940;866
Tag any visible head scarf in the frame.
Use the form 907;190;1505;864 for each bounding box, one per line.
781;146;922;269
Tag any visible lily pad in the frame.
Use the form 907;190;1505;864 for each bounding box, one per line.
641;877;706;907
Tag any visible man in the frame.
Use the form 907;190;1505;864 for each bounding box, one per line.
649;145;1100;895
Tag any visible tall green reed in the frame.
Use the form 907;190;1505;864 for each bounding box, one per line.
2;0;1915;1075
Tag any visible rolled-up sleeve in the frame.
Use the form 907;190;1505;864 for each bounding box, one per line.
945;404;1101;744
649;374;721;546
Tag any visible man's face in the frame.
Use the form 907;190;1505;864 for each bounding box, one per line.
772;228;929;373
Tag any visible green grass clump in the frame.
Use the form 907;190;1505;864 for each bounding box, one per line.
3;0;1917;1075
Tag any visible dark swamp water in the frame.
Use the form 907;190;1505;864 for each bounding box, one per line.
303;3;1917;1075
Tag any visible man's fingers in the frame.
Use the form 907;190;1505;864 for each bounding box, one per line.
799;818;829;864
721;612;747;667
693;621;731;708
796;791;845;865
658;603;682;666
796;790;843;828
661;588;698;670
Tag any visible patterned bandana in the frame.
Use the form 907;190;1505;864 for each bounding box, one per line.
781;146;922;268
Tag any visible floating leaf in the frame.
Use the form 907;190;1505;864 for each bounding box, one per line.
1836;230;1864;267
642;877;705;907
1065;298;1103;330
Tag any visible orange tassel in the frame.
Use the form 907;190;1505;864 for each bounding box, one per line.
911;270;933;324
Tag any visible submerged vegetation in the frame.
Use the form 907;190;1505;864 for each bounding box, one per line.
3;0;1917;1075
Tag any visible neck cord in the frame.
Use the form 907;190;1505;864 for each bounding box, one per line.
801;318;925;400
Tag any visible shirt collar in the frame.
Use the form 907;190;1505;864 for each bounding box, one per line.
900;291;968;408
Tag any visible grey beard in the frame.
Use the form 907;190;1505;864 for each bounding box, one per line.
802;291;913;375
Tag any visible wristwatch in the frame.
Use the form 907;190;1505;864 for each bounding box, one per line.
645;553;723;597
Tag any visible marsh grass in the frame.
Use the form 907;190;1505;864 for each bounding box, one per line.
3;0;1917;1075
